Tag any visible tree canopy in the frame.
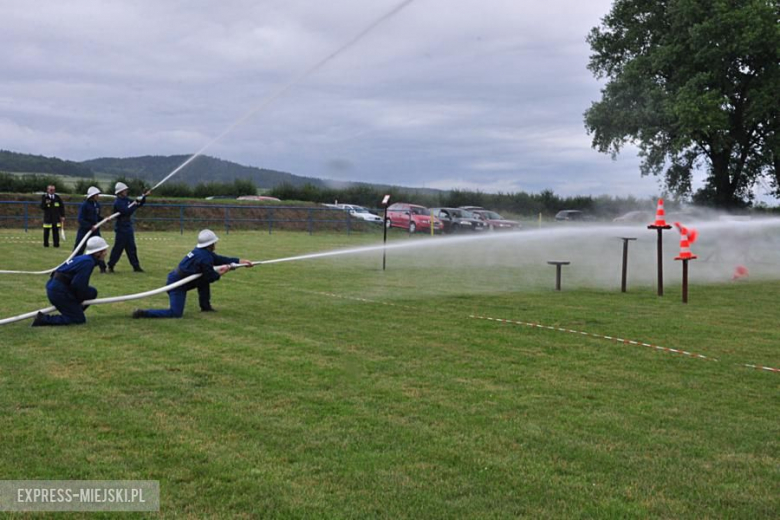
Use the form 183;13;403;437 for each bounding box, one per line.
584;0;779;207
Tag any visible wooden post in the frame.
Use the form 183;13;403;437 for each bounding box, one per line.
648;224;672;296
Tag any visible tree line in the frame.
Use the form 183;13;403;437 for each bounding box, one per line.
5;172;777;217
269;182;664;218
0;173;257;198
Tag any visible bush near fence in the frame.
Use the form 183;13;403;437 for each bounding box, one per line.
0;194;383;235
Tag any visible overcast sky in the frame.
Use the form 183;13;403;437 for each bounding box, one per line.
2;0;748;199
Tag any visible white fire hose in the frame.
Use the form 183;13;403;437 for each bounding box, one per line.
1;233;442;325
0;262;263;326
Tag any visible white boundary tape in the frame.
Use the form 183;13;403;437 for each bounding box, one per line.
298;289;779;373
294;289;716;361
468;315;716;361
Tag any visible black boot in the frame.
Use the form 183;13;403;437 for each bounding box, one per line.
132;309;147;319
31;312;47;327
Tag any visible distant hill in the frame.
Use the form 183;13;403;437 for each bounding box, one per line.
81;155;326;189
1;150;445;197
0;149;93;177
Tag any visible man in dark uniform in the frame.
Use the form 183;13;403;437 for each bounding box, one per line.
107;182;145;273
40;184;65;247
132;229;252;318
74;186;107;273
31;236;110;326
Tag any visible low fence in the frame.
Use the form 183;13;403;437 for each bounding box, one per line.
0;200;383;235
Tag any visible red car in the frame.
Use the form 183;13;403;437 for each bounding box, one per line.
386;203;443;233
469;209;522;231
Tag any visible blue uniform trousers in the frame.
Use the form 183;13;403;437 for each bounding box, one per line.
142;274;212;318
40;280;92;325
108;229;140;269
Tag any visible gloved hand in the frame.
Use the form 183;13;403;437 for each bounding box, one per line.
135;195;146;206
239;259;253;268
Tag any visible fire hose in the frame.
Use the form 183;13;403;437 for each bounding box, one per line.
1;230;495;325
0;263;256;326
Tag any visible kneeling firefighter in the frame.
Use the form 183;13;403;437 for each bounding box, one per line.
132;229;252;319
32;236;110;326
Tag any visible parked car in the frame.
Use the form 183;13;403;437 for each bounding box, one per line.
469;209;522;231
555;210;591;221
236;195;281;202
342;204;383;224
613;210;652;223
325;203;383;224
430;207;487;233
386;203;443;233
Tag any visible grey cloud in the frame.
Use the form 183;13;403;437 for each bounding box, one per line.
0;0;737;200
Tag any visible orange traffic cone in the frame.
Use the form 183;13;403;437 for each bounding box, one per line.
732;265;749;280
649;199;670;228
674;222;697;260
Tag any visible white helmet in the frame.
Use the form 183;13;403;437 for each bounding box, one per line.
85;236;109;255
86;186;101;199
114;182;129;194
197;229;219;248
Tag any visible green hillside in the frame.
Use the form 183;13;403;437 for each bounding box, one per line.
0;150;93;178
82;154;322;189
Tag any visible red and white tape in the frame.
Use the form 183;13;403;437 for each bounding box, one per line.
743;364;780;373
298;289;780;373
468;315;716;361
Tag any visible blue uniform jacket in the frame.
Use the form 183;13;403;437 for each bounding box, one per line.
171;248;239;285
113;197;138;231
47;255;99;301
77;200;101;230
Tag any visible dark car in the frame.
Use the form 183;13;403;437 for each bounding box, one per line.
555;210;592;221
430;208;487;234
469;209;522;231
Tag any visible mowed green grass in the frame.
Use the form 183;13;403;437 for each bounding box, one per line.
0;229;777;519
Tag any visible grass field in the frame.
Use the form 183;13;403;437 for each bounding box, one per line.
0;229;778;518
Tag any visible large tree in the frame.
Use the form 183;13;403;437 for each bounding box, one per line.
584;0;779;207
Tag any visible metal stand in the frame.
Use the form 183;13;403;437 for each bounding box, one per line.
547;261;570;291
381;195;390;271
620;237;637;293
382;206;388;271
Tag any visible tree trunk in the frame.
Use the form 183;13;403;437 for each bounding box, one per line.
711;151;738;207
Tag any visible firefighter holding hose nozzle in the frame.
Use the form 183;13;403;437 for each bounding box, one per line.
31;236;110;327
107;182;146;273
132;229;252;319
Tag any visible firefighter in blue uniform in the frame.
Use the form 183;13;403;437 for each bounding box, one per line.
74;186;107;273
132;229;252;318
107;182;145;273
32;236;110;326
40;184;65;248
